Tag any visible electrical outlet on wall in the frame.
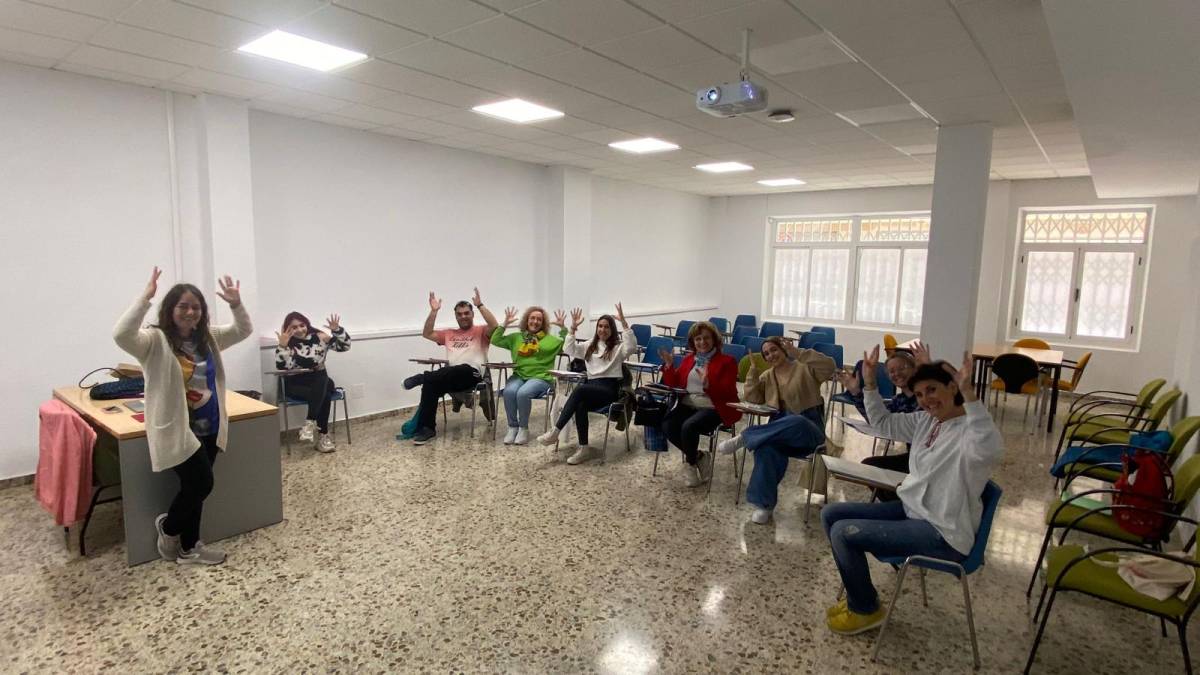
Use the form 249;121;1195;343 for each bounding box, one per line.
349;383;365;400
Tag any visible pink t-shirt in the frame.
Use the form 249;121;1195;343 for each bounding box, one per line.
435;325;489;371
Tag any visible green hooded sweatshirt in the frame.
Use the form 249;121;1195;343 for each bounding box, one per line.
490;326;567;382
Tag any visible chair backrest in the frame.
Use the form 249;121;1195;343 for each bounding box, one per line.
798;332;830;350
883;333;899;356
810;326;836;342
732;325;757;345
1165;416;1200;463
631;323;651;348
812;342;843;369
759;321;784;338
742;336;766;355
1136;378;1168;409
708;317;729;333
1144;389;1182;429
849;360;895;399
961;481;1003;574
1172;453;1200;508
990;353;1040;393
734;314;757;328
675;319;696;337
1013;337;1051;350
643;336;675;366
723;342;748;365
1068;351;1092;389
739;353;767;382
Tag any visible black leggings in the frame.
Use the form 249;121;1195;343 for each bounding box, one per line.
664;404;723;465
417;364;483;431
163;435;219;551
554;377;620;445
284;370;336;433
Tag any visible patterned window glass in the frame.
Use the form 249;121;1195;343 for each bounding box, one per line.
773;218;852;243
807;249;849;320
855;249;901;324
771;249;810;318
1076;252;1135;338
1022;210;1148;243
898;249;927;326
1020;251;1075;335
860;216;931;242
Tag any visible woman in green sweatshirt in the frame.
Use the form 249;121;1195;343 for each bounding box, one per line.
491;306;568;445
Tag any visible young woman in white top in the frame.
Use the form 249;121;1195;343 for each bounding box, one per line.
537;303;637;465
113;267;253;565
821;346;1003;635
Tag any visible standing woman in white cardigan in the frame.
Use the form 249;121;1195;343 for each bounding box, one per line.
113;267;253;565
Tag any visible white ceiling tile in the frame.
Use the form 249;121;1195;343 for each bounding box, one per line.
308;111;379;129
441;15;575;65
178;0;325;26
335;0;497;36
386;116;470;136
573;103;661;128
0;0;107;41
55;61;160;87
64;44;189;80
574;128;634;144
750;31;855;76
647;55;739;91
583;70;676;103
918;93;1019;126
437;130;511;147
282;5;425;55
289;75;393;103
635;93;704;118
329;103;417;126
534;134;599;151
900;72;1003;104
536;115;605;135
88;23;225;67
372;126;435;141
436;109;514;131
677;0;822;53
379;40;509;81
474;0;541;11
591;26;715;71
341;58;496;105
249;99;315;118
0;47;57;67
837;102;923;126
174;68;285;98
197;50;317;88
118;0;266;47
371;91;460;117
34;0;138;19
522;47;638;84
0;25;75;59
514;0;662;46
255;87;353;113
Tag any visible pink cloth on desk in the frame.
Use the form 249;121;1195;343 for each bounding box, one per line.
35;399;97;527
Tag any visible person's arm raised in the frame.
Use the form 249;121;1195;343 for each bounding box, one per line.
861;345;919;442
422;292;441;343
473;287;500;333
113;266;161;361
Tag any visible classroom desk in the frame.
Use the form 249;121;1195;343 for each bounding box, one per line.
53;386;281;566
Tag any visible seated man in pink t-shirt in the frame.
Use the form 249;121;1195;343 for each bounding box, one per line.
403;288;499;444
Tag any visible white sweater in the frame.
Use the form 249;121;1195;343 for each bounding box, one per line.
113;297;253;472
864;389;1004;555
563;327;637;379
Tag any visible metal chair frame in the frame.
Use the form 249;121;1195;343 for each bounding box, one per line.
269;369;352;455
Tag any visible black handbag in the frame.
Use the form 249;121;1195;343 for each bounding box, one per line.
633;386;676;427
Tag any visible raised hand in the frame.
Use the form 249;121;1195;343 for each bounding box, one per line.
325;313;341;332
216;275;241;307
912;340;932;365
142;266;162;302
553;309;566;327
569;307;584;331
503;306;518;326
836;369;862;396
614;302;627;327
472;287;483;308
861;345;881;387
657;347;673;366
276;327;301;347
428;292;442;312
953;351;977;401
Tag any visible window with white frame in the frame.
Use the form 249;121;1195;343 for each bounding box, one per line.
1011;208;1151;348
767;214;930;329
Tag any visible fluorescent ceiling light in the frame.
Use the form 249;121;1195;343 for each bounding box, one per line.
472;98;564;123
609;137;680;154
695;161;754;173
238;30;366;72
757;178;807;187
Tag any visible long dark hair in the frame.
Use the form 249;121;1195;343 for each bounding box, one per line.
155;283;210;358
585;314;620;362
281;311;314;337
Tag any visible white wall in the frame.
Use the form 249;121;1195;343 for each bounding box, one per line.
0;62;176;479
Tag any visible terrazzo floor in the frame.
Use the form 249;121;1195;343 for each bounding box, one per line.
1;403;1194;674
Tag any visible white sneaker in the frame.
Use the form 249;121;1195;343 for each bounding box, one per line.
751;507;773;524
316;434;335;453
514;428;529;445
567;446;597;465
503;427;519;445
683;463;704;488
155;513;180;561
177;541;226;565
717;434;744;455
536;429;559;446
298;420;317;442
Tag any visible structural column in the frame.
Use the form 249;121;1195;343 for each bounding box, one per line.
919;123;994;359
543;166;593;319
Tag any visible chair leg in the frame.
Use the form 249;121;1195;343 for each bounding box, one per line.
441;396;447;429
1023;588;1059;674
705;434;717;497
601;413;611;464
1025;526;1057;597
871;561;911;663
804;446;822;524
960;574;981;669
624;415;632;453
342;396;352;445
919;568;928;607
77;485;104;556
470;391;478;438
735;447;749;506
652;449;661;476
1178;622;1193;675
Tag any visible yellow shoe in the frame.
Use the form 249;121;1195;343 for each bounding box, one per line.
827;606;887;635
825;599;847;618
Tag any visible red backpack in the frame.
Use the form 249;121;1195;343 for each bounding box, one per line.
1113;449;1173;539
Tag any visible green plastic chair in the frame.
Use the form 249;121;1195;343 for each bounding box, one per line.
1058;416;1200;487
738;353;767;383
1064;378;1165;426
1052;387;1181;465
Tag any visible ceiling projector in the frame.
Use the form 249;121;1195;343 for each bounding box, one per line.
695;28;768;117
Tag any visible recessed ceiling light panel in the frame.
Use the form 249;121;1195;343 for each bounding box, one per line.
238;30;367;72
609;138;680;154
471;98;564;123
757;178;806;187
695;161;754;173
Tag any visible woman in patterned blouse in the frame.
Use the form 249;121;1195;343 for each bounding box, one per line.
275;311;351;452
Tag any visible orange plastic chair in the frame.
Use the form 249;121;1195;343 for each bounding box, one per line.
883;333;898;357
1013;338;1051;350
1044;351;1091;393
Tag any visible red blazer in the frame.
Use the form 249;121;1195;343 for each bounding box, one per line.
661;351;743;427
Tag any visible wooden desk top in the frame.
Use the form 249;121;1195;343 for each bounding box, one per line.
729;401;777;416
53;386;277;441
896;340;1064;366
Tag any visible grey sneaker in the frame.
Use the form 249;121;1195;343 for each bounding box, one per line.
316;433;335;453
298;420;317;443
751;507;773;524
155;513;180;561
504;427;519;445
536;429;559;446
412;427;436;445
177;541;226;566
514;428;529;445
566;446;597;465
683;463;704;488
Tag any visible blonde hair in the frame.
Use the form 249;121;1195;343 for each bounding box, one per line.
520;306;548;334
687;321;723;353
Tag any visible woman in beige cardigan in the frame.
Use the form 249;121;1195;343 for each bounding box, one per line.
717;336;836;524
113;267;253;565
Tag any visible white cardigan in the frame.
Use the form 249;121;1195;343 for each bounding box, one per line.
564;327;637;379
113;296;253;472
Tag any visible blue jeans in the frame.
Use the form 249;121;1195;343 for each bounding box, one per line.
745;405;825;510
821;500;965;614
503;376;551;428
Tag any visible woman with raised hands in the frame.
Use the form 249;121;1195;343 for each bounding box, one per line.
491;305;567;445
537;303;637;465
275;311;351;453
821;345;1003;636
113;267;253;566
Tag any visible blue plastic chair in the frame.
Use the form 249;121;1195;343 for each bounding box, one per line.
813;342;843;369
643;336;675;366
732;325;757;346
734;314;757;329
631;323;651;355
828;361;894;430
870;481;1003;668
742;336;766;355
672;319;696;347
799;332;831;350
759;321;784;338
810;326;836;342
708;317;729;333
278;379;352;454
723;342;748;364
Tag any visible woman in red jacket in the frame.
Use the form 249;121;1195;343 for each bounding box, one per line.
657;321;742;487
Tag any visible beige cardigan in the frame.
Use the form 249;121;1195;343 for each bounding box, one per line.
113;296;253;472
744;349;836;413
